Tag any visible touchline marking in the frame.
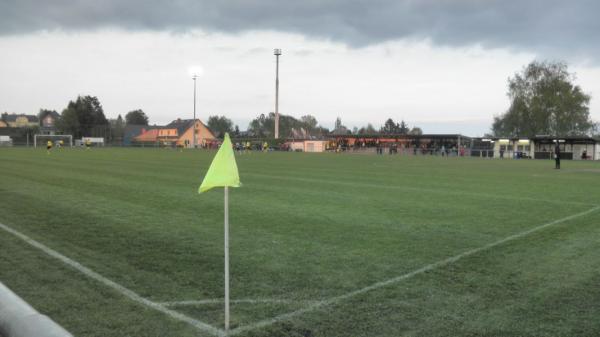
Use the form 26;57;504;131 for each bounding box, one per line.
229;205;600;336
160;298;319;307
0;222;226;337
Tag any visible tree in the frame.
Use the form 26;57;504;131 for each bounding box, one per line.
398;120;409;135
300;115;318;131
332;117;349;135
57;95;108;138
125;109;149;125
207;115;234;137
409;127;423;135
248;113;324;138
381;118;399;134
57;105;80;136
248;113;271;137
110;114;125;144
492;61;593;137
334;117;343;130
358;123;377;135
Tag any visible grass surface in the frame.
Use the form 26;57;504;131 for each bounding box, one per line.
1;147;599;337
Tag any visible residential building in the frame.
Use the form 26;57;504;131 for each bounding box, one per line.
39;110;61;135
3;114;38;128
133;119;216;147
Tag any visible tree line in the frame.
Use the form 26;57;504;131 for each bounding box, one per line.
26;94;421;141
492;61;597;137
28;96;151;142
206;113;422;138
14;60;596;141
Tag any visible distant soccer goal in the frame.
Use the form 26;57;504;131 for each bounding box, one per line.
34;134;73;147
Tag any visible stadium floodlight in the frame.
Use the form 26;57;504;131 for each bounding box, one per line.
274;49;281;139
189;66;204;148
189;66;204;78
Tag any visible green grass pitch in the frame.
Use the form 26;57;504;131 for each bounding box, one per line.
1;147;600;337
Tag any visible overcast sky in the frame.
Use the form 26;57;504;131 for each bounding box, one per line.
1;0;599;136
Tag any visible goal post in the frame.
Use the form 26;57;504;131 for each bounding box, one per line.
34;134;73;148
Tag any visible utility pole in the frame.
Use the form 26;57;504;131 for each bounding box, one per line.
274;48;282;139
189;66;203;149
192;74;198;148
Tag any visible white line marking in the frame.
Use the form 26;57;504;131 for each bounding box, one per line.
0;222;226;337
229;206;600;336
246;173;595;207
159;298;319;307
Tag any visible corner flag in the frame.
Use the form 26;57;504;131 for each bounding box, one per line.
199;133;240;193
198;132;240;333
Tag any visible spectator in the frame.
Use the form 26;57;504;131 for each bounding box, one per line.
555;142;561;169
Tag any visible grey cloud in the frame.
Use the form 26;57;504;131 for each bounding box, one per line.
293;49;313;57
245;47;270;56
1;0;599;59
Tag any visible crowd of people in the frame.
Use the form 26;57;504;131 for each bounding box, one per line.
234;141;271;153
325;140;468;156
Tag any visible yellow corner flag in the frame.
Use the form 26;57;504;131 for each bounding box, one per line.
198;133;240;332
199;133;241;193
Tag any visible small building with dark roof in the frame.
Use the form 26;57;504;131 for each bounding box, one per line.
133;119;216;147
477;136;599;160
4;114;38;128
531;135;598;160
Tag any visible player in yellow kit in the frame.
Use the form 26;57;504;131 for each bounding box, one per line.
46;140;53;154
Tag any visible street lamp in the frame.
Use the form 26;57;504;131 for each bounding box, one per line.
189;66;204;148
274;49;282;139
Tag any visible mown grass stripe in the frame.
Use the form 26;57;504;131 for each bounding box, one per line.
0;221;225;337
245;172;596;207
230;205;600;336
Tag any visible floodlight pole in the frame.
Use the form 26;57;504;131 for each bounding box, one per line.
224;186;230;332
192;74;198;148
274;48;282;139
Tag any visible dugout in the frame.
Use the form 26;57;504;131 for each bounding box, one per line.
490;138;532;159
326;134;471;155
470;138;495;158
532;136;598;160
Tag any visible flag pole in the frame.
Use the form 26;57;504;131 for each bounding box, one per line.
224;186;230;333
199;133;239;333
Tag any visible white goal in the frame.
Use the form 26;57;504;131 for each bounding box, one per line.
34;134;73;147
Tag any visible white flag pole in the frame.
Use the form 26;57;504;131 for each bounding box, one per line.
224;186;230;333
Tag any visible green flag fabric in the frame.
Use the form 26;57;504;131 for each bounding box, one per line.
199;133;241;193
